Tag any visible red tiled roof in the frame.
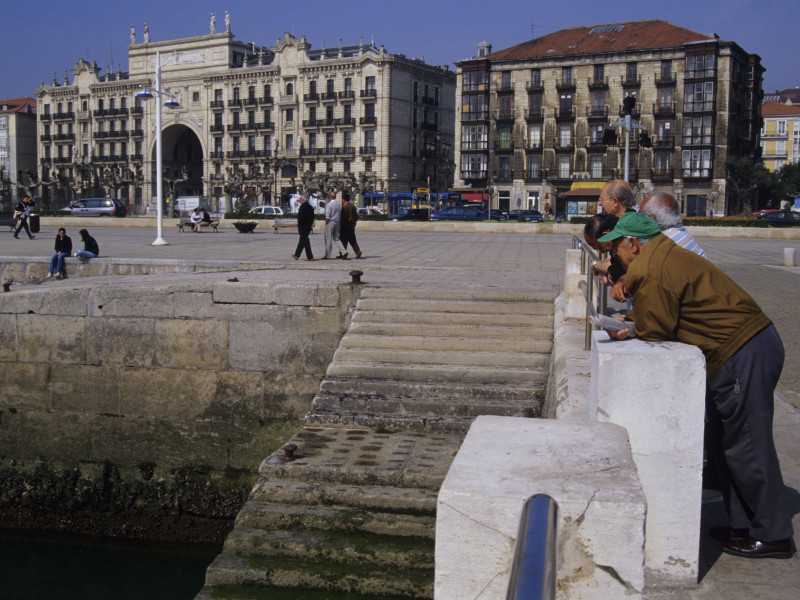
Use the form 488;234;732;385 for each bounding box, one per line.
761;101;800;116
484;20;713;61
0;97;37;114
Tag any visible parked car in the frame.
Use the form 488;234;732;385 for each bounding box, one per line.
430;206;488;221
389;208;430;221
762;210;800;227
507;209;544;222
249;205;285;216
357;207;387;217
753;209;779;218
60;198;126;217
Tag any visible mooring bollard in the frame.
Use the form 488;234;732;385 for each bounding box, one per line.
784;248;796;267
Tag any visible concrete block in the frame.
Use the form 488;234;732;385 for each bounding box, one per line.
51;364;121;413
85;317;156;366
88;289;175;318
16;315;86;364
173;291;217;318
153;318;228;369
436;416;645;600
0;362;51;408
213;282;277;305
564;248;588;319
589;332;705;587
0;288;88;316
274;284;340;307
0;313;16;361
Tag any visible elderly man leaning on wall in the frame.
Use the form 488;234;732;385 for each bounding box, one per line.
600;212;794;560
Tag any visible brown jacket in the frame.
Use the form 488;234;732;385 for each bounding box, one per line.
341;201;359;231
626;234;770;379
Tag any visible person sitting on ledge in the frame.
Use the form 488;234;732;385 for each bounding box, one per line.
48;228;72;279
600;212;794;560
75;229;99;262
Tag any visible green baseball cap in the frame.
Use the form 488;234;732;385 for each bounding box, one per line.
598;211;661;242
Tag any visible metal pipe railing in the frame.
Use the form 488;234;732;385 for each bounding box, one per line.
572;235;608;350
506;494;558;600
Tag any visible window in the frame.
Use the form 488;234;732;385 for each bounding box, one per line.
233;87;240;101
462;124;488;150
559;125;572;147
309;80;317;96
248;135;256;152
776;140;786;155
590;155;603;178
561;67;573;83
463;69;487;92
214;89;223;102
463;94;487;119
327;79;334;94
285;108;294;122
498;126;512;149
778;121;787;135
308;133;316;149
365;159;372;172
656;153;671;173
682;116;713;145
558;155;571;178
263;84;271;98
528;125;542;147
657;120;672;141
527;155;541;178
559;93;573;114
684;82;714;112
590;124;604;143
501;71;511;88
682;149;712;177
285;82;293;96
263;109;271;124
214;137;223;153
461;153;487;178
344;130;352;150
593;64;604;82
591;91;605;110
364;129;375;149
530;68;541;84
365;103;375;119
365;76;375;91
344;159;351;172
498;96;512;117
285;134;293;150
192;92;199;102
660;60;672;79
498;156;510;179
686;53;715;78
344;77;352;93
344;104;352;121
626;63;637;81
248;110;255;126
326;105;334;121
263;134;272;152
232;136;240;152
233;112;240;127
529;94;542;112
325;132;334;151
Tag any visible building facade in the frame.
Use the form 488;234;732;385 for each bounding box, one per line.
454;20;764;218
0;97;37;208
35;23;455;213
760;101;800;171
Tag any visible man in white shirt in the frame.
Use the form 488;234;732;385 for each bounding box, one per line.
639;192;705;257
323;191;347;259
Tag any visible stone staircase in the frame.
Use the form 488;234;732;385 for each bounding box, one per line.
196;286;555;600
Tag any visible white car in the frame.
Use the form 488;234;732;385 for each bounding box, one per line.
249;205;285;216
357;206;386;217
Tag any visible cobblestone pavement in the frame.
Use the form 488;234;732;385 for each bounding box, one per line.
3;225;799;598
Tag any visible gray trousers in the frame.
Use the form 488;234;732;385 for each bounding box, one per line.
705;324;793;541
323;220;346;258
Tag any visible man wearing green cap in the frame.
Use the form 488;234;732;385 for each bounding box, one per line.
599;212;794;560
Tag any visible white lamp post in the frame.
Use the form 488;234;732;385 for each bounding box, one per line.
137;51;180;245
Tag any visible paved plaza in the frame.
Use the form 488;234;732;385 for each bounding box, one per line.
2;223;799;597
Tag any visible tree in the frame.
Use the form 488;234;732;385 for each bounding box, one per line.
725;156;777;214
776;162;800;205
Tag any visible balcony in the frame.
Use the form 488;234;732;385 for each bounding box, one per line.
553;139;575;153
304;93;319;102
279;94;297;105
240;122;259;132
684;101;714;113
622;75;641;88
493;142;514;154
420;95;436;106
524;168;548;181
40;134;52;142
360;116;377;125
585;137;606;149
420;122;438;132
130;106;143;115
261;121;274;130
653;102;676;117
40;157;52;165
588;77;609;90
340;117;355;126
227;150;264;159
462;111;489;122
131;129;144;137
321;91;338;102
555;107;576;121
461;141;489;151
210;151;225;159
94;107;128;117
210;100;225;110
360;89;377;98
39;113;51;121
653;135;674;149
524;108;544;122
461;170;488;181
585;106;609;119
338;90;355;100
493;109;515;121
227;123;245;132
682;168;712;180
526;81;544;92
53;133;75;141
259;96;273;105
655;74;676;86
524;142;543;152
53;156;74;164
228;99;243;107
302;118;320;128
496;83;514;94
94;155;125;163
53;112;75;120
95;130;127;139
651;168;674;182
210;124;224;133
359;146;376;155
243;97;258;107
129;154;143;162
618;105;641;119
556;79;576;91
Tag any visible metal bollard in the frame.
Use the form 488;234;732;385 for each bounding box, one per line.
784;248;796;267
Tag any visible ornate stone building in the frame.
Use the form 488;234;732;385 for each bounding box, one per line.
0;97;37;207
35;22;455;213
454;20;764;217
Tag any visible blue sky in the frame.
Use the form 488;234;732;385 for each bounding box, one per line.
1;0;797;100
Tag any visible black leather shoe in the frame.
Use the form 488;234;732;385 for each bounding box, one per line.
722;537;793;559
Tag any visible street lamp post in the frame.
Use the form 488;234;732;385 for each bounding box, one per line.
137;51;180;246
610;96;650;183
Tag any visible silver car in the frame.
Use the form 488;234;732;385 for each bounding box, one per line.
60;198;126;217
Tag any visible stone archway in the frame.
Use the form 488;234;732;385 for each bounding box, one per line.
150;124;204;203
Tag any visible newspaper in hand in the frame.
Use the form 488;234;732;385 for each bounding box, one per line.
591;315;636;336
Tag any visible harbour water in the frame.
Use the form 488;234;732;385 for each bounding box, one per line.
0;530;220;600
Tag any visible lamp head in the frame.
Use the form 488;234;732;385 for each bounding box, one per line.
136;89;154;100
164;100;180;109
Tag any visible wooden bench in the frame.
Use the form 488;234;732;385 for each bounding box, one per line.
177;219;219;232
272;218;312;233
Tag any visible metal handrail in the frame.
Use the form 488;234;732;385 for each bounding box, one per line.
571;235;608;350
506;494;558;600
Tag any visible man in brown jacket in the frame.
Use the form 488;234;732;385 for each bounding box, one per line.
339;190;362;259
601;212;794;559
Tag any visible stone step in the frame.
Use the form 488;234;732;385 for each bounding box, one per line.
222;527;435;570
356;297;554;316
310;390;544;421
234;500;436;539
258;426;463;490
303;410;475;434
352;309;552;328
203;553;434;598
347;320;552;341
332;347;551;369
339;333;553;354
360;287;555;304
318;377;543;403
326;361;549;386
247;478;438;516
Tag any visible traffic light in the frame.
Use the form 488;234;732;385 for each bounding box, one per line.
638;131;652;148
602;128;618;146
623;96;636;115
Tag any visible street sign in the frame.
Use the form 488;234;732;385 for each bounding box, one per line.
416;188;429;194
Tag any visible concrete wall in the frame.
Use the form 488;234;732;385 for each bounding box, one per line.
0;277;358;541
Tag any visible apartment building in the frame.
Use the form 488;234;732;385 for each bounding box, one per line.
35;24;455;213
454;20;763;218
0;97;37;206
760;101;800;171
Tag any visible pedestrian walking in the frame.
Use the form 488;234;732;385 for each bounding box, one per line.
322;191;347;259
339;190;362;259
291;194;315;261
13;195;36;239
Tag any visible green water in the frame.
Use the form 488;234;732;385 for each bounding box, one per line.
0;530;220;600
